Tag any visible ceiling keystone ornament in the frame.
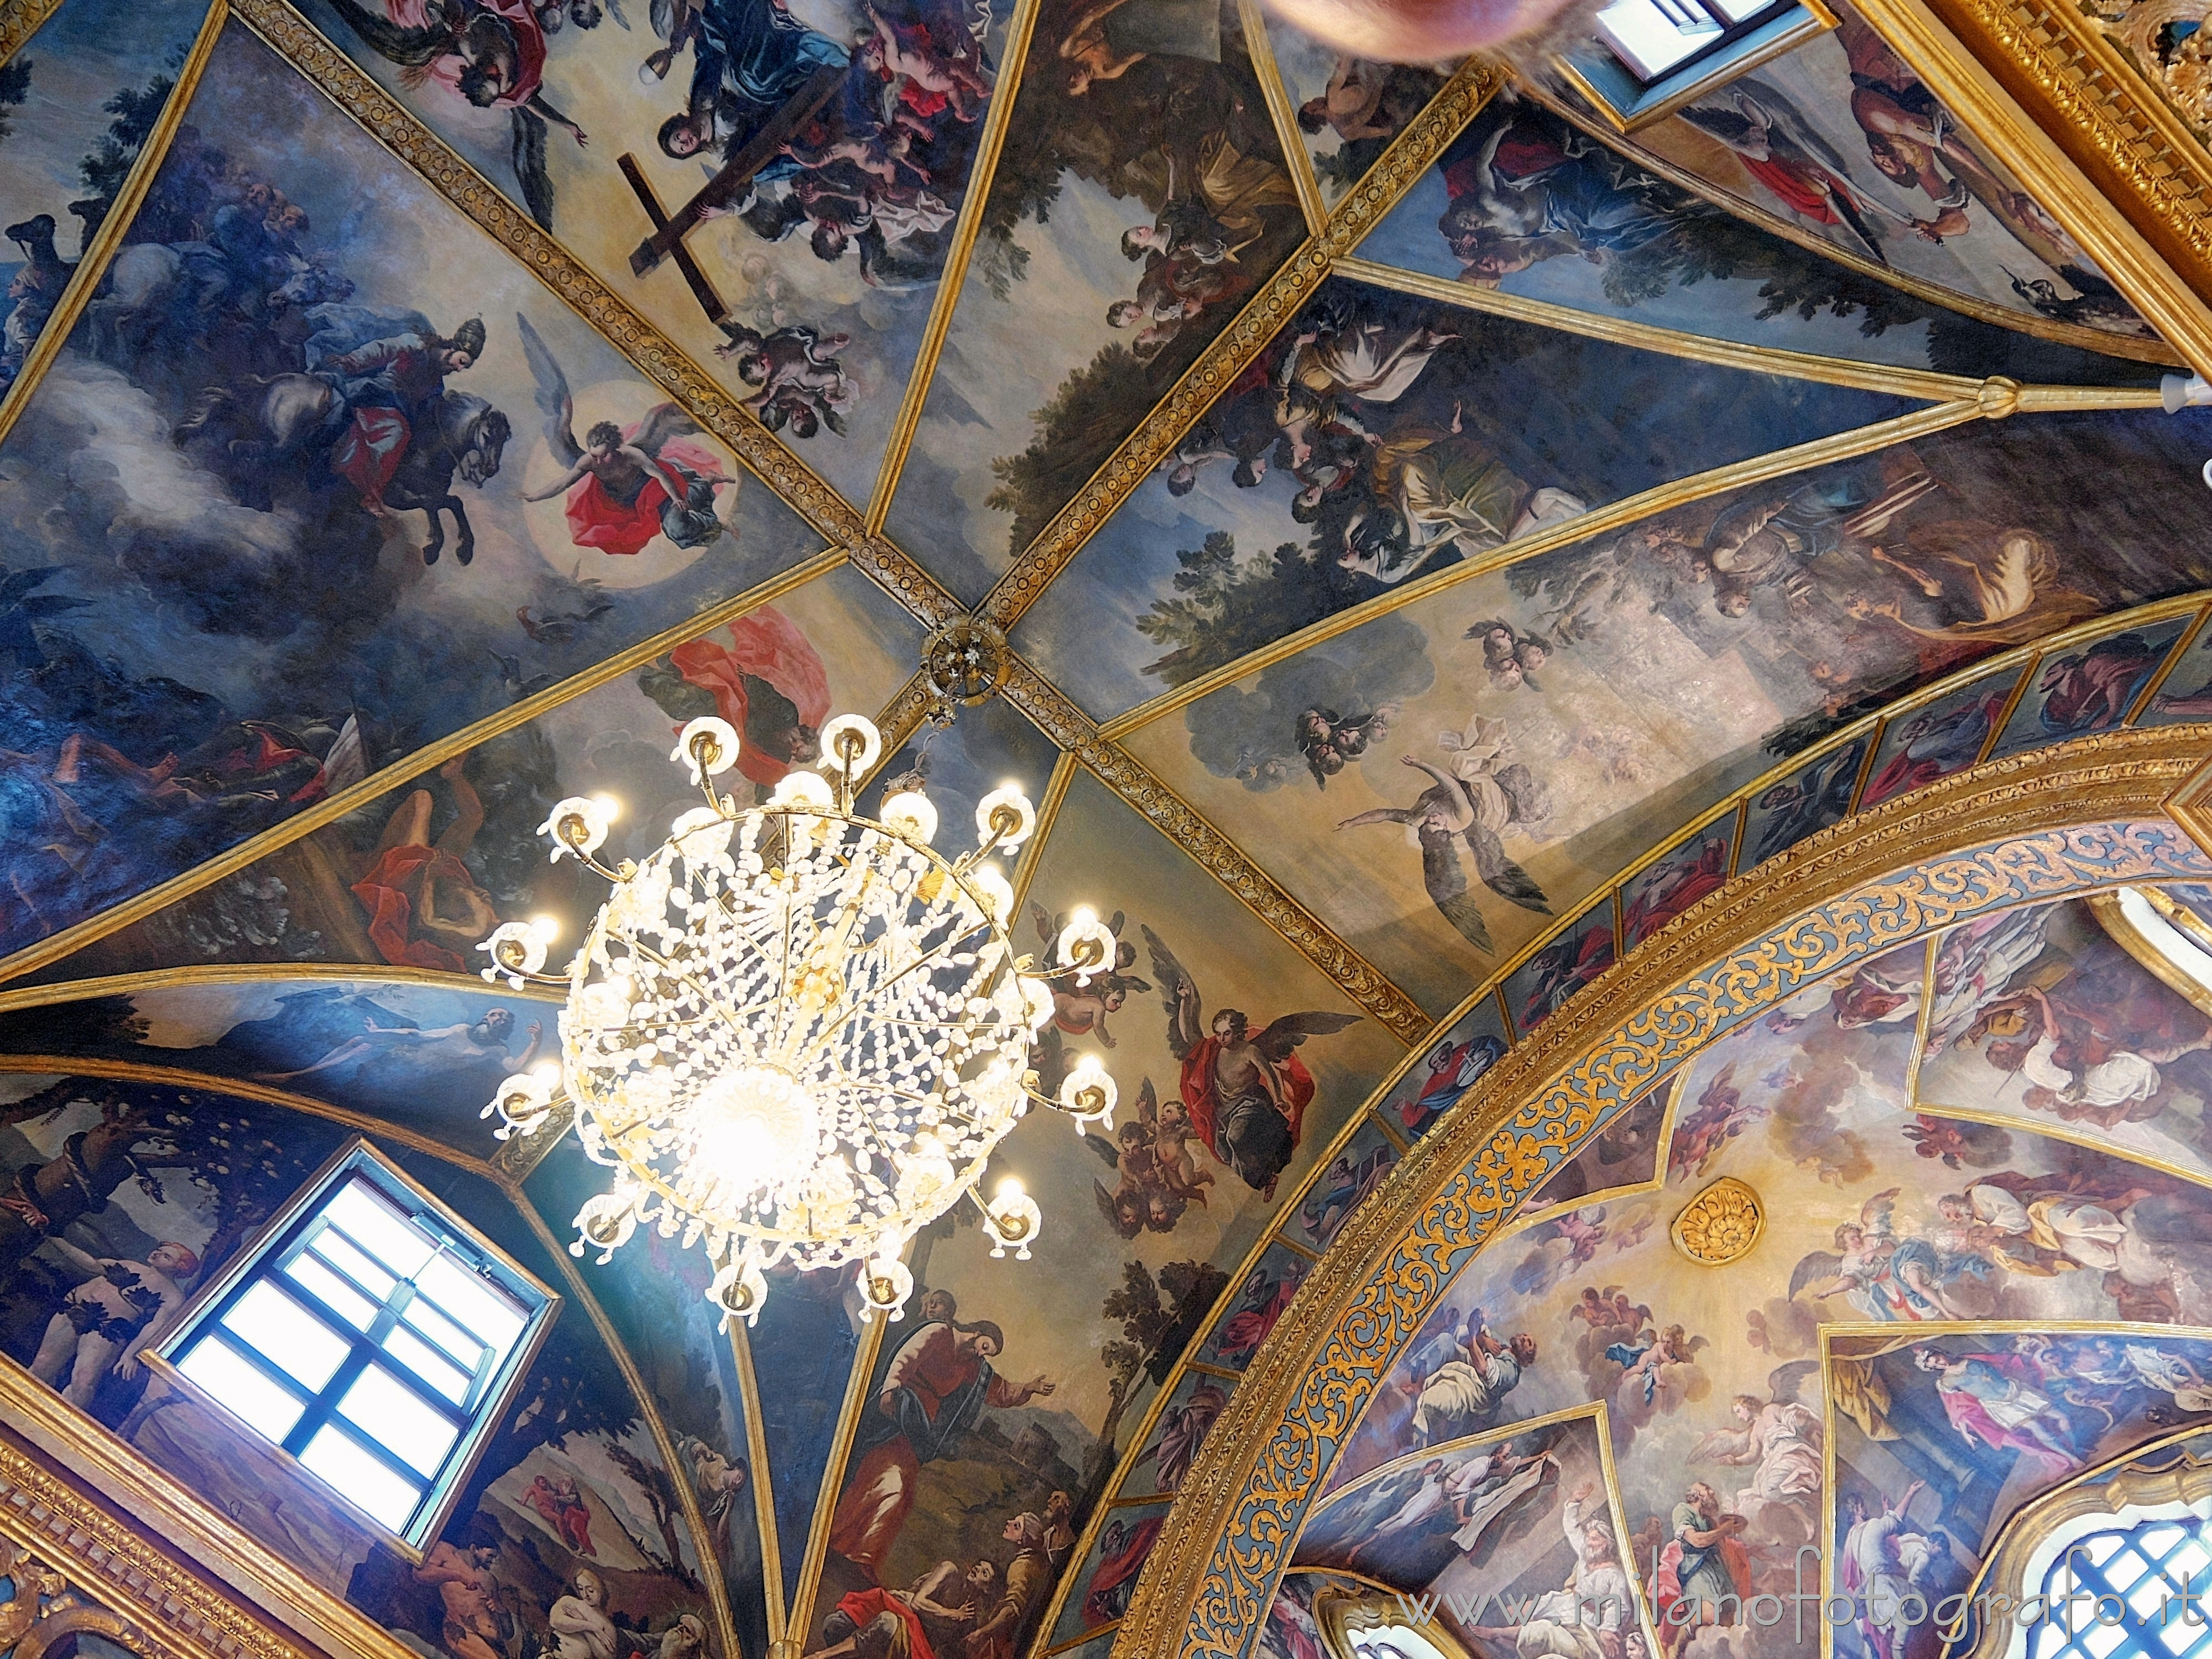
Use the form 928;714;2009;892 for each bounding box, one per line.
2164;749;2212;861
481;711;1124;1325
921;618;1011;724
1670;1176;1766;1265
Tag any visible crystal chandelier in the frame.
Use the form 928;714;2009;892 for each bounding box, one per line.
478;712;1121;1326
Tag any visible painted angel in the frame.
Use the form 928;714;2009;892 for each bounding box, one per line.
1336;753;1550;954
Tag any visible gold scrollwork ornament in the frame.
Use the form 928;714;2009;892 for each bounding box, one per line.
1671;1177;1765;1265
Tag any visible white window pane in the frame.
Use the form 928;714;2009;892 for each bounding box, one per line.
383;1325;473;1404
325;1180;436;1278
340;1363;460;1474
1595;0;1721;77
299;1426;424;1531
221;1282;351;1391
1703;0;1775;24
177;1338;307;1444
284;1254;379;1332
309;1229;398;1302
402;1285;492;1371
415;1255;528;1360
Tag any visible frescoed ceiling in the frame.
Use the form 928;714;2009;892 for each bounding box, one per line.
5;1;2212;1658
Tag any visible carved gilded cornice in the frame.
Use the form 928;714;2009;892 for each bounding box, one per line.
0;0;65;61
1850;0;2212;376
1112;726;2212;1659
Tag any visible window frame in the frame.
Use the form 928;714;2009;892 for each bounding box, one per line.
1554;0;1837;133
148;1137;559;1557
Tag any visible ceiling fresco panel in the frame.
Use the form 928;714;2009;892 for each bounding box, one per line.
13;563;919;986
521;1140;775;1655
1375;991;1510;1145
293;0;1020;509
1984;611;2194;759
1245;12;1453;210
794;766;1400;1655
0;977;550;1156
0;22;845;980
1011;271;1927;724
1352;89;2168;385
0;1075;732;1656
1190;1238;1312;1370
877;0;1308;602
1913;897;2212;1188
1115;412;2212;1015
0;0;212;414
1738;732;1871;873
1535;0;2178;362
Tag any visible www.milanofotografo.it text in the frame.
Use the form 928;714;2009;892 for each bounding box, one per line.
1388;1545;2212;1640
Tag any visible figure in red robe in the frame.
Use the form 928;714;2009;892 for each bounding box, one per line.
645;607;831;791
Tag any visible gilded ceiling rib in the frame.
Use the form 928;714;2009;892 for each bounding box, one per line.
1113;729;2212;1659
0;962;564;1015
0;0;227;451
787;1316;888;1649
975;58;1511;629
0;1053;503;1176
0;0;67;62
1043;1624;1118;1655
1334;254;1997;401
1095;399;1990;740
1849;0;2212;378
862;0;1046;532
0;1378;413;1659
1516;78;2187;368
0;547;841;992
1237;0;1327;235
502;1197;746;1659
1481;1067;1689;1245
1012;752;1082;910
2129;604;2212;717
233;0;871;545
997;660;1430;1040
726;1321;787;1645
1906;1096;2212;1191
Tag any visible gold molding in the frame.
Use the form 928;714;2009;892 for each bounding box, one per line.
1112;728;2212;1659
0;547;842;991
0;1053;500;1175
0;0;65;63
729;1318;787;1641
975;58;1511;630
1332;255;2168;405
1316;1585;1480;1658
788;1317;887;1644
0;0;227;450
2086;884;2212;1019
0;961;563;1014
862;0;1047;533
0;1364;429;1659
1880;0;2212;377
997;661;1428;1040
1520;77;2186;368
1095;398;1985;739
1239;0;1328;236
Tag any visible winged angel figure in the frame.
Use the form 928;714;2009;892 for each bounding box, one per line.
1335;750;1549;953
1142;926;1359;1202
321;0;590;229
516;313;732;555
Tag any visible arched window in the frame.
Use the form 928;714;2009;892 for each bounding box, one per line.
2015;1500;2212;1659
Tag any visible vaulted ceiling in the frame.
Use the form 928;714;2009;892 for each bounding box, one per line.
4;2;2212;1659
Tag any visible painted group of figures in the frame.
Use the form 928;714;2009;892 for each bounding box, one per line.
325;0;995;305
1444;71;2140;335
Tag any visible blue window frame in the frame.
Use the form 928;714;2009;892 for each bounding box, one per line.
1556;0;1837;132
155;1142;556;1549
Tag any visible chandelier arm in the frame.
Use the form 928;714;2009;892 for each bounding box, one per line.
599;931;761;1045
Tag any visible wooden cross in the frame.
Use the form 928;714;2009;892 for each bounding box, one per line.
617;61;847;325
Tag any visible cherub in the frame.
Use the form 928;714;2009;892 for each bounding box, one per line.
1030;903;1149;1046
1150;1092;1214;1206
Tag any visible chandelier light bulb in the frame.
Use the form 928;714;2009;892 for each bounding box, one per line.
859;1255;915;1320
540;796;614;861
674;717;741;781
489;724;1125;1321
770;769;835;809
975;786;1037;852
880;790;939;846
1055;910;1117;987
818;713;883;781
1059;1055;1117;1129
983;1178;1041;1260
478;921;549;985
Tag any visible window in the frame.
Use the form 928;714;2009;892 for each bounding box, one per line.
2026;1506;2212;1659
154;1142;555;1548
1555;0;1836;132
2095;886;2212;1017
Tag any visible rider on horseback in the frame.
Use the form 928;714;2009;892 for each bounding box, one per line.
317;315;486;515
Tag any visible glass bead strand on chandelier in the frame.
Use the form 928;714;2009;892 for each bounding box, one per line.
478;705;1124;1328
